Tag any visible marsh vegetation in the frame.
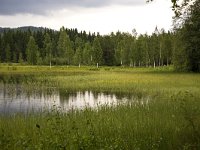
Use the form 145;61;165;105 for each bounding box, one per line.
0;65;200;149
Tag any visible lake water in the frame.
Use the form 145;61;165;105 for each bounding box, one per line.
0;83;141;115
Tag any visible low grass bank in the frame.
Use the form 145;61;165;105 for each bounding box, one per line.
0;65;199;96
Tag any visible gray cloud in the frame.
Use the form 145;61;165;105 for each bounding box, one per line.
0;0;145;15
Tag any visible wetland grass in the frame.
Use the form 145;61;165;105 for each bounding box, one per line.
0;65;200;149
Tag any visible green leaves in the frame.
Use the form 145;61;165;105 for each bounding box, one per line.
26;36;40;65
175;0;200;72
93;37;103;65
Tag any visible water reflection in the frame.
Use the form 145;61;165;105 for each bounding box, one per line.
0;83;136;115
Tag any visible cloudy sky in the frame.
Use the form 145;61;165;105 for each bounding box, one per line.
0;0;174;35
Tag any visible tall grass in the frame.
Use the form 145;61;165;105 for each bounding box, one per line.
0;92;200;149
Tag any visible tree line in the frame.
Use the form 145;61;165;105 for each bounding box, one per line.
0;0;199;72
0;0;200;72
0;26;176;68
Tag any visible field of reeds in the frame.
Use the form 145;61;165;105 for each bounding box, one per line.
0;64;200;149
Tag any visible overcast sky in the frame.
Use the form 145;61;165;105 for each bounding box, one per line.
0;0;174;35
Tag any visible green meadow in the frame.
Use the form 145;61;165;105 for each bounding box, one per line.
0;65;200;149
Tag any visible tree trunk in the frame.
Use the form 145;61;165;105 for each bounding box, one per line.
79;63;80;68
97;63;99;68
91;55;93;61
154;60;156;68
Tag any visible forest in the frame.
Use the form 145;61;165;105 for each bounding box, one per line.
0;25;199;72
0;0;200;72
0;1;199;72
0;26;174;67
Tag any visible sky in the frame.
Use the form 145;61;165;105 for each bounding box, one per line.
0;0;174;35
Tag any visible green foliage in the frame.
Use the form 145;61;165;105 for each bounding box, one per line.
0;27;175;67
18;52;24;64
179;0;200;72
161;31;173;66
74;47;82;66
135;35;146;66
100;35;115;66
26;36;40;65
172;32;189;71
92;37;103;65
57;27;68;58
5;44;11;63
57;27;74;65
0;23;199;72
83;42;92;65
115;40;124;65
43;33;52;66
150;28;160;66
75;37;83;50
